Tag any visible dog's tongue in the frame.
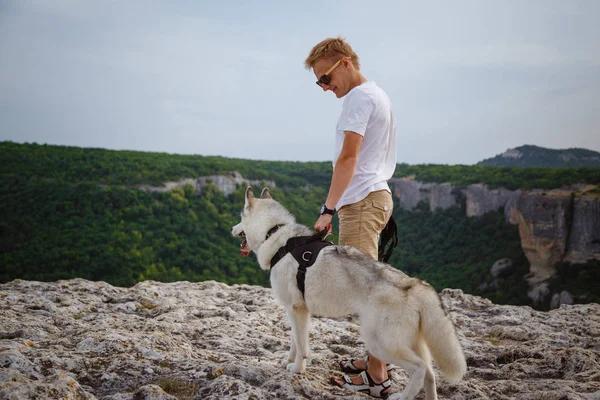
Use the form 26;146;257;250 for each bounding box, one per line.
240;239;250;257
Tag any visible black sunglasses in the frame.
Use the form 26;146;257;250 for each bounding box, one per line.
316;58;343;87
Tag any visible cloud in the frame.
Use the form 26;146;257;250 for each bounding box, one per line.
1;0;599;165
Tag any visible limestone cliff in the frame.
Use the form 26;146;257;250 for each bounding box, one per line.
463;184;520;220
507;192;574;282
388;178;600;282
1;279;599;399
136;172;276;196
390;178;458;211
507;192;600;282
566;195;600;263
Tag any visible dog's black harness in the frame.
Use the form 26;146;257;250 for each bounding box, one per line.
269;227;333;299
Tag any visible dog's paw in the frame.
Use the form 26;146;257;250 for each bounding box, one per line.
286;363;305;374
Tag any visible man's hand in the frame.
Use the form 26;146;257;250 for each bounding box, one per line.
314;214;333;233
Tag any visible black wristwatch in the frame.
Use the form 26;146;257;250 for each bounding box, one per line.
320;204;336;216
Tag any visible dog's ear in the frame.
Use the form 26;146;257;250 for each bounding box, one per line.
245;186;255;209
260;187;272;199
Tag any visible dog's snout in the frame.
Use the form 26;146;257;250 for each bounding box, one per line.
231;223;245;238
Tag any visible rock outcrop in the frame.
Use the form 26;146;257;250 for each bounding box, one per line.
388;178;600;283
508;192;574;282
387;178;522;218
463;184;521;220
566;195;600;263
508;192;600;284
1;279;599;399
390;178;458;212
136;172;276;197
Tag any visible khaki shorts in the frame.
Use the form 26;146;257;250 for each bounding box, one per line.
337;190;393;260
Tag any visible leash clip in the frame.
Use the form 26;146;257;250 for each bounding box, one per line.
301;251;312;262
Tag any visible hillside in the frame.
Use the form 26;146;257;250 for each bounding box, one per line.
477;145;600;168
3;141;600;191
1;279;598;399
2;141;600;310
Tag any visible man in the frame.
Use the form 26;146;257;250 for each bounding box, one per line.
305;37;397;398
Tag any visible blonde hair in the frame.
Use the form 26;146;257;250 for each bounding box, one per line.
304;36;360;70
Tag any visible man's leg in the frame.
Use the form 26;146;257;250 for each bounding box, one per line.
335;190;393;385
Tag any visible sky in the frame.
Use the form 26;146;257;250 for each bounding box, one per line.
1;1;599;165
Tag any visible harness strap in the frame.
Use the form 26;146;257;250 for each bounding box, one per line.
270;228;330;268
293;239;333;297
270;229;333;299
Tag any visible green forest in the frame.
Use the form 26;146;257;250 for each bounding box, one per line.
3;141;599;190
2;141;599;309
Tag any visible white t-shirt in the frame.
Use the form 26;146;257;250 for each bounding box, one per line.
334;80;396;210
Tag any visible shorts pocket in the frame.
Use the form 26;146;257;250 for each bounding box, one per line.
371;199;393;232
371;200;391;213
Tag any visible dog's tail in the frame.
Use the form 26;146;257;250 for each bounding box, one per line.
419;288;467;383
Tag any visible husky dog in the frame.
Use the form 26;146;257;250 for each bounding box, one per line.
232;186;467;400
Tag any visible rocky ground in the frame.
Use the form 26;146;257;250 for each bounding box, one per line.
1;278;599;400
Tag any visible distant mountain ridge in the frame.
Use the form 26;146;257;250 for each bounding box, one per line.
477;145;600;168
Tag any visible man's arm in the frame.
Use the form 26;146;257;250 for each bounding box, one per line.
325;131;362;208
314;131;362;232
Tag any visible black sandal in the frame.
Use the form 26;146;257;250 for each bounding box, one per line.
339;355;393;373
331;370;392;399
